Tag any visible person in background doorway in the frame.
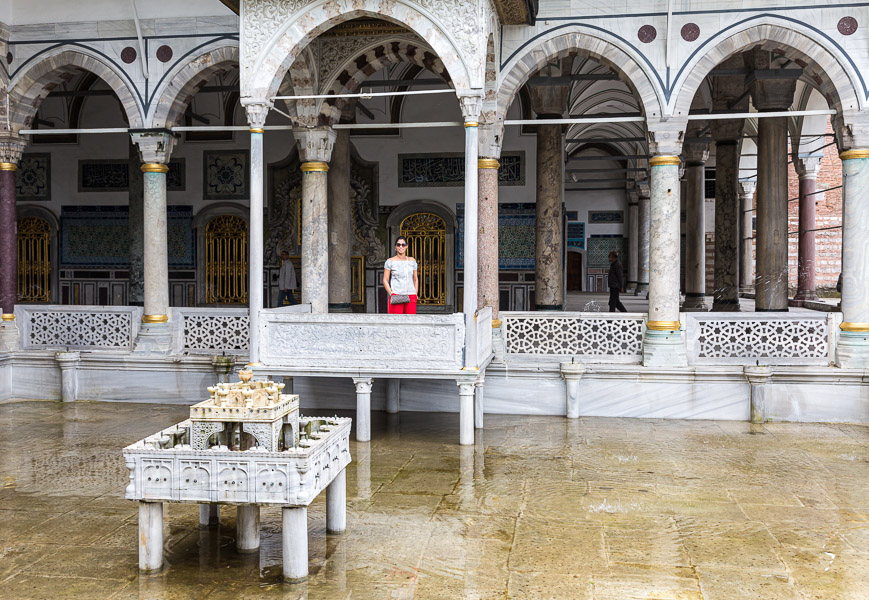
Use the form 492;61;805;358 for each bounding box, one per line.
278;250;297;306
608;251;627;313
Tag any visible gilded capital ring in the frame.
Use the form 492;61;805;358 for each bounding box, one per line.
301;162;329;172
141;163;169;173
250;127;264;134
647;320;681;331
1;313;15;321
840;149;869;161
464;121;479;128
649;156;681;167
840;322;869;332
478;159;500;169
0;162;18;171
142;314;168;324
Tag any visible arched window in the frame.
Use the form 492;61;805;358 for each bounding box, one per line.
205;215;248;304
400;212;446;306
17;216;51;302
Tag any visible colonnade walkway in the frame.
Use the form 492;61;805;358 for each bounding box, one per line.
1;398;867;599
563;292;838;313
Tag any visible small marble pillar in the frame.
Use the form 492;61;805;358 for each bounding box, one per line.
681;145;709;311
627;193;639;293
353;377;373;442
326;468;346;534
199;503;220;528
55;351;80;402
478;157;500;322
560;362;585;419
739;182;756;293
386;378;400;414
636;184;651;296
837;149;869;368
460;93;482;366
794;158;822;303
131;132;176;353
294;127;336;315
245;104;268;364
236;505;260;552
644;156;687;366
474;380;484;429
744;365;772;424
711;136;742;311
138;501;163;572
327;129;352;312
457;380;475;445
282;506;308;582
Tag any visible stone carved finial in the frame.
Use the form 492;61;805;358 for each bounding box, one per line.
457;91;484;123
131;131;176;164
241;99;272;129
293;126;337;163
0;133;27;165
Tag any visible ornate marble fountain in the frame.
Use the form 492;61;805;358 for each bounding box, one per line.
123;370;352;582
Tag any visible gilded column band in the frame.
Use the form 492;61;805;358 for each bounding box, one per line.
649;156;681;167
141;163;169;173
301;162;329;172
464;122;479;128
840;149;869;161
1;314;14;321
478;159;500;169
250;128;264;134
0;163;18;171
142;314;169;324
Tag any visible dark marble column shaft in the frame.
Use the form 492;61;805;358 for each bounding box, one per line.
682;149;708;311
327;129;352;312
535;123;563;310
128;143;145;306
794;162;820;302
712;140;741;311
0;167;16;316
755;116;790;311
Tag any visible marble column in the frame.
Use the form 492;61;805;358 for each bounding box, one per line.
794;158;821;303
478;157;500;322
327;129;352;312
681;145;709;311
236;505;260;552
128;143;144;306
710;126;743;311
739;182;756;293
282;506;308;582
636;185;651;296
353;377;372;442
459;93;482;367
457;380;475;445
326;468;346;534
131;132;176;353
0;135;25;350
244;103;269;364
534;121;564;310
627;193;639;294
138;501;163;572
836;149;869;368
643;156;686;366
294;127;336;315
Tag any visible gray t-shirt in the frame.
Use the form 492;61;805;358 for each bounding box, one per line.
385;257;417;295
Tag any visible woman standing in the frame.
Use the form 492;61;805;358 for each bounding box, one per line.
383;236;419;314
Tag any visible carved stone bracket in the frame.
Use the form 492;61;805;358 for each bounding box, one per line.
834;111;869;150
647;120;687;157
131;132;177;165
294;126;337;163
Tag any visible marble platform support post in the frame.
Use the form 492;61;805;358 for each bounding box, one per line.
55;351;80;402
681;144;709;311
236;505;260;552
0;135;26;351
837;149;869;368
457;380;475;445
460;92;482;367
636;183;651;296
644;155;687;366
244;102;270;364
199;504;219;527
294;127;336;315
794;158;822;303
386;378;400;414
327;129;352;312
744;365;772;424
739;182;757;293
282;506;308;582
560;362;585;419
138;501;163;572
474;380;484;429
326;468;346;534
131;132;176;353
353;377;373;442
128;142;145;306
627;192;639;294
478;156;500;324
710;127;743;312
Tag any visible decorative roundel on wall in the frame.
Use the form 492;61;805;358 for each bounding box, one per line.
681;23;700;42
120;47;137;64
156;45;173;63
638;25;657;44
838;17;858;36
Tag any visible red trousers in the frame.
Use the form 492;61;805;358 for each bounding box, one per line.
388;294;418;314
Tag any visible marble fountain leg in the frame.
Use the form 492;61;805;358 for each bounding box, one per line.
282;506;309;582
236;505;260;552
199;503;219;527
138;501;163;572
353;377;373;442
326;468;347;534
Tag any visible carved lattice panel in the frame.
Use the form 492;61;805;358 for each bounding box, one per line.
27;310;134;349
183;315;249;353
505;315;644;356
698;319;828;359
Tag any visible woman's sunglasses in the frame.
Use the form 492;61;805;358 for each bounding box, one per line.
396;243;407;247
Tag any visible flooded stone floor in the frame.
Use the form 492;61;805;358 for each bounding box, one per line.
1;400;869;599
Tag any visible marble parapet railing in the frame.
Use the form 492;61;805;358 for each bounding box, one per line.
501;312;646;362
684;312;841;366
476;306;494;367
258;310;466;373
169;307;251;355
14;305;142;351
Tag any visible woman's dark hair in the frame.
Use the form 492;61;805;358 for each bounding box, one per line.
395;235;408;245
609;251;618;260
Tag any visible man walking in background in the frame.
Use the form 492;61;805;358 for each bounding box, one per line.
608;251;627;312
278;249;297;306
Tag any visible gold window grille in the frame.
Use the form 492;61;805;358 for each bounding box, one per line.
399;212;446;306
205;215;248;304
17;216;51;302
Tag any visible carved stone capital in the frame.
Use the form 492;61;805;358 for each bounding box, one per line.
834;111;869;150
457;91;484;123
293;126;337;163
353;377;373;394
637;181;651;199
457;381;476;396
241;98;272;129
710;119;745;143
739;180;756;199
0;133;27;165
646;120;686;156
794;156;822;179
682;143;709;165
131;132;176;164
